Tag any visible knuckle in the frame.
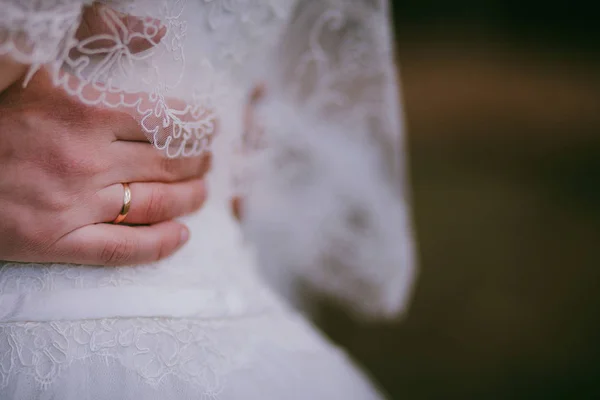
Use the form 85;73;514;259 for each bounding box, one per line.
94;108;139;140
99;238;136;265
90;157;112;176
5;221;42;256
9;104;50;127
159;157;182;180
4;208;67;253
45;192;73;213
110;110;138;131
39;144;100;180
42;94;94;129
3;107;102;179
16;108;46;131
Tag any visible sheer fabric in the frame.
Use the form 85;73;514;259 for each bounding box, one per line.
0;0;414;398
243;0;416;317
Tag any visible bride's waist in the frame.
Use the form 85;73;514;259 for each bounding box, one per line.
0;285;278;323
0;205;277;323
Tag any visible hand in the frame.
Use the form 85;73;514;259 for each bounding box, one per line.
0;6;211;266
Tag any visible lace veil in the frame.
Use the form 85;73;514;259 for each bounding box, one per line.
0;0;416;319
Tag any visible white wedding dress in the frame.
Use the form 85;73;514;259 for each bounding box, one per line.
0;1;415;399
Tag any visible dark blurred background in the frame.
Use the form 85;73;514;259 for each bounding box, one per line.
316;2;600;399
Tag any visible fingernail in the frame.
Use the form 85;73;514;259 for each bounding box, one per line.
179;227;190;246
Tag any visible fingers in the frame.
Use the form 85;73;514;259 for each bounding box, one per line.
107;141;212;184
73;3;216;149
107;97;217;145
103;109;151;142
94;179;207;225
68;4;169;115
53;221;189;266
77;3;167;54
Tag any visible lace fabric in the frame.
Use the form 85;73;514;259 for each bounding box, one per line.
0;0;413;397
244;0;416;318
1;0;289;158
0;313;384;399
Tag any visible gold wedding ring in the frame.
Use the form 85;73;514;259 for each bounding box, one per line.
112;183;132;224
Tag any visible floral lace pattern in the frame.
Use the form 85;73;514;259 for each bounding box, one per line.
0;313;329;395
0;0;86;64
1;0;291;158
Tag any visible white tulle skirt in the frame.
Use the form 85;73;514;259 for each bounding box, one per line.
0;204;385;400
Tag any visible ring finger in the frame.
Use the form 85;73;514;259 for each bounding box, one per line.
91;179;207;225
